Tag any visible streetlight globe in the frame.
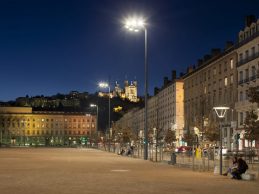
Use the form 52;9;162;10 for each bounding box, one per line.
99;82;109;88
124;17;145;31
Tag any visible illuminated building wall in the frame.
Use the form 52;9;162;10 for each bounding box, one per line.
0;107;96;146
183;49;237;149
114;77;184;146
235;17;259;149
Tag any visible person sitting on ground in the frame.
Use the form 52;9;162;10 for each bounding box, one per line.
223;156;238;176
126;146;133;156
118;148;125;155
231;157;248;180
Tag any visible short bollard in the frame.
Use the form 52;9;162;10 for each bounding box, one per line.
168;152;177;165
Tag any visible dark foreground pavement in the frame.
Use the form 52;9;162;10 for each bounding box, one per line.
0;148;258;194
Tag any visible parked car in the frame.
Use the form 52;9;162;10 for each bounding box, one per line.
175;146;192;153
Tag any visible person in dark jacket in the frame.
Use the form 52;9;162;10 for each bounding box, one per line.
231;158;248;180
223;156;238;176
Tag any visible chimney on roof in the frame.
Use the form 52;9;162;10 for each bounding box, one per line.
163;77;169;86
225;41;234;50
197;59;203;66
245;15;256;27
211;48;221;57
154;87;159;95
171;70;177;81
187;66;193;74
203;54;211;62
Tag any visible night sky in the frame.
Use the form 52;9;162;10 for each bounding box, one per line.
0;0;259;101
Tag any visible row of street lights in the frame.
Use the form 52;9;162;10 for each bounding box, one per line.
125;16;230;172
90;16;229;175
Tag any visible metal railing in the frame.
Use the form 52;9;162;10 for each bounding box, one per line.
237;52;259;67
96;143;259;178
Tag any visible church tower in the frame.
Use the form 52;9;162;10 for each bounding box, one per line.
124;80;138;102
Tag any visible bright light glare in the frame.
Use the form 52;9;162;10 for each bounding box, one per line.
99;82;109;88
124;17;145;31
90;104;97;107
213;107;229;118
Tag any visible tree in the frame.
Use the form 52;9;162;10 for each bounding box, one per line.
203;118;219;144
204;128;219;143
182;131;196;146
245;87;259;147
164;129;176;147
244;110;259;147
247;86;259;104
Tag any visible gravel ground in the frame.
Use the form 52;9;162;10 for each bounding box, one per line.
0;148;258;194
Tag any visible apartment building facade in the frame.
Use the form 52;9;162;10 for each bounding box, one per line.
156;77;184;146
183;47;238;149
235;17;259;149
0;107;96;146
114;73;184;147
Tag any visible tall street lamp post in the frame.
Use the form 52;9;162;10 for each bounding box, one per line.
99;82;111;151
213;106;229;175
124;16;148;160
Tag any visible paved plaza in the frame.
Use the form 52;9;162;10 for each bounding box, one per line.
0;148;258;194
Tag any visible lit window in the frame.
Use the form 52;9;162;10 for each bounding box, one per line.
224;77;228;86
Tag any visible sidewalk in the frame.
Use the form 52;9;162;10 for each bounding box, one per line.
1;148;258;194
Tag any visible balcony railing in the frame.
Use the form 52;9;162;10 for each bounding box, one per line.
244;78;250;83
239;76;258;85
250;75;257;81
237;52;259;67
238;80;244;85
